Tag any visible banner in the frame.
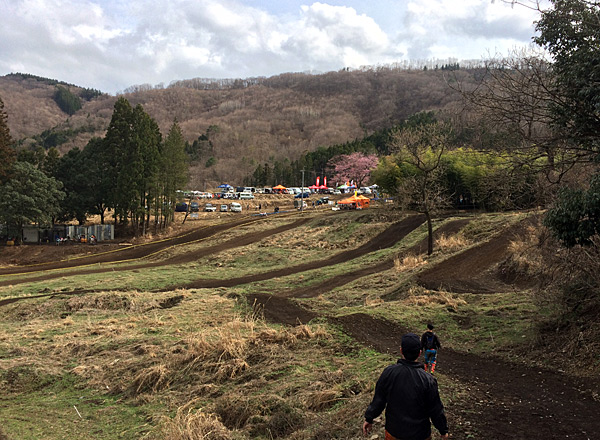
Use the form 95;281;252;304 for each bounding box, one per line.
316;176;320;186
324;176;327;187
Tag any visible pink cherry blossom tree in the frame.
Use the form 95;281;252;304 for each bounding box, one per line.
328;152;379;187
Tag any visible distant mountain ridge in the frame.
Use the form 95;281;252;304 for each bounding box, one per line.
0;66;475;187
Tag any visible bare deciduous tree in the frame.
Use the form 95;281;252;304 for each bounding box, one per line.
392;123;452;255
451;48;586;184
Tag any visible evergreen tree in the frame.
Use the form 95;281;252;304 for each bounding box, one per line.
42;147;61;178
535;0;600;158
0;161;65;243
55;147;94;225
82;137;112;224
53;85;82;115
160;121;189;227
0;96;16;183
132;104;161;235
104;97;134;224
16;146;46;168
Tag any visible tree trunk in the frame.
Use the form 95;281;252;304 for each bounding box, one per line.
425;209;434;255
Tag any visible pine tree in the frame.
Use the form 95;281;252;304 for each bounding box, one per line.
0;96;16;183
104;97;135;225
160;121;189;227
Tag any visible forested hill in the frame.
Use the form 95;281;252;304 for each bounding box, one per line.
0;67;475;187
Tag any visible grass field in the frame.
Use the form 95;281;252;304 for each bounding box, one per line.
0;208;577;439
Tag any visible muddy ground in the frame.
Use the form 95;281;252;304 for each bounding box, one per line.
1;211;598;439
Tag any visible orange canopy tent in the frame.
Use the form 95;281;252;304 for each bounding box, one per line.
272;184;287;194
337;194;370;209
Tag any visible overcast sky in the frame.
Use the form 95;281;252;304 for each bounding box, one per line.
0;0;546;94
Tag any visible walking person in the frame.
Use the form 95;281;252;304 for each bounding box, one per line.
421;323;442;374
363;333;449;440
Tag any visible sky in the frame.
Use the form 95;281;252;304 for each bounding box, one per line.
0;0;547;94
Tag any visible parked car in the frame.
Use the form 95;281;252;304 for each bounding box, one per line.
316;197;329;205
175;202;188;212
333;189;342;195
359;187;372;194
220;204;228;212
204;203;216;212
294;192;310;198
239;192;254;200
190;201;200;212
230;202;242;212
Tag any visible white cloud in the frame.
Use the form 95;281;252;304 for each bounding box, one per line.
0;0;543;93
402;0;541;59
283;3;398;69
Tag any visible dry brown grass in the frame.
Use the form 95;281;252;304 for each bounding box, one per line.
305;389;341;411
504;224;545;275
131;364;171;395
364;297;384;307
394;253;426;272
436;233;470;253
154;408;232;440
403;285;467;310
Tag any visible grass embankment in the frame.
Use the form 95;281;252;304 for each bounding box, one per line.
0;209;543;439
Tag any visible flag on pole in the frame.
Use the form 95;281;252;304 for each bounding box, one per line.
316;176;320;186
324;176;327;187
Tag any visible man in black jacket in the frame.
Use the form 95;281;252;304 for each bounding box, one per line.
363;333;449;440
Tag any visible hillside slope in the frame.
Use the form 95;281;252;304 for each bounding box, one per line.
0;68;472;186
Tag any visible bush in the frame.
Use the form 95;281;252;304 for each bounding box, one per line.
544;173;600;247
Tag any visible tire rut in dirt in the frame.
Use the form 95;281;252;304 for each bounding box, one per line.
178;215;426;290
248;292;317;326
0;217;261;276
290;217;471;299
417;218;533;294
0;218;309;288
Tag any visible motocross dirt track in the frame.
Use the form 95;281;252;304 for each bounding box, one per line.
1;213;598;439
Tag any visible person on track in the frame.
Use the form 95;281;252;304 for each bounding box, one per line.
421;323;441;374
363;333;449;440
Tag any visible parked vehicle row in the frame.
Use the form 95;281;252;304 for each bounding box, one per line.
174;201;243;213
178;184;378;199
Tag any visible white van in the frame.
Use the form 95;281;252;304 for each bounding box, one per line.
230;202;242;212
239;192;254;200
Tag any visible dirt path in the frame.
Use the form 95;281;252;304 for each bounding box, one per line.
332;313;598;440
0;216;263;275
248;298;599;440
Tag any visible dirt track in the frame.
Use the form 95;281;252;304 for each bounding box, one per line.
2;212;598;439
417;229;517;293
0;216;311;287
